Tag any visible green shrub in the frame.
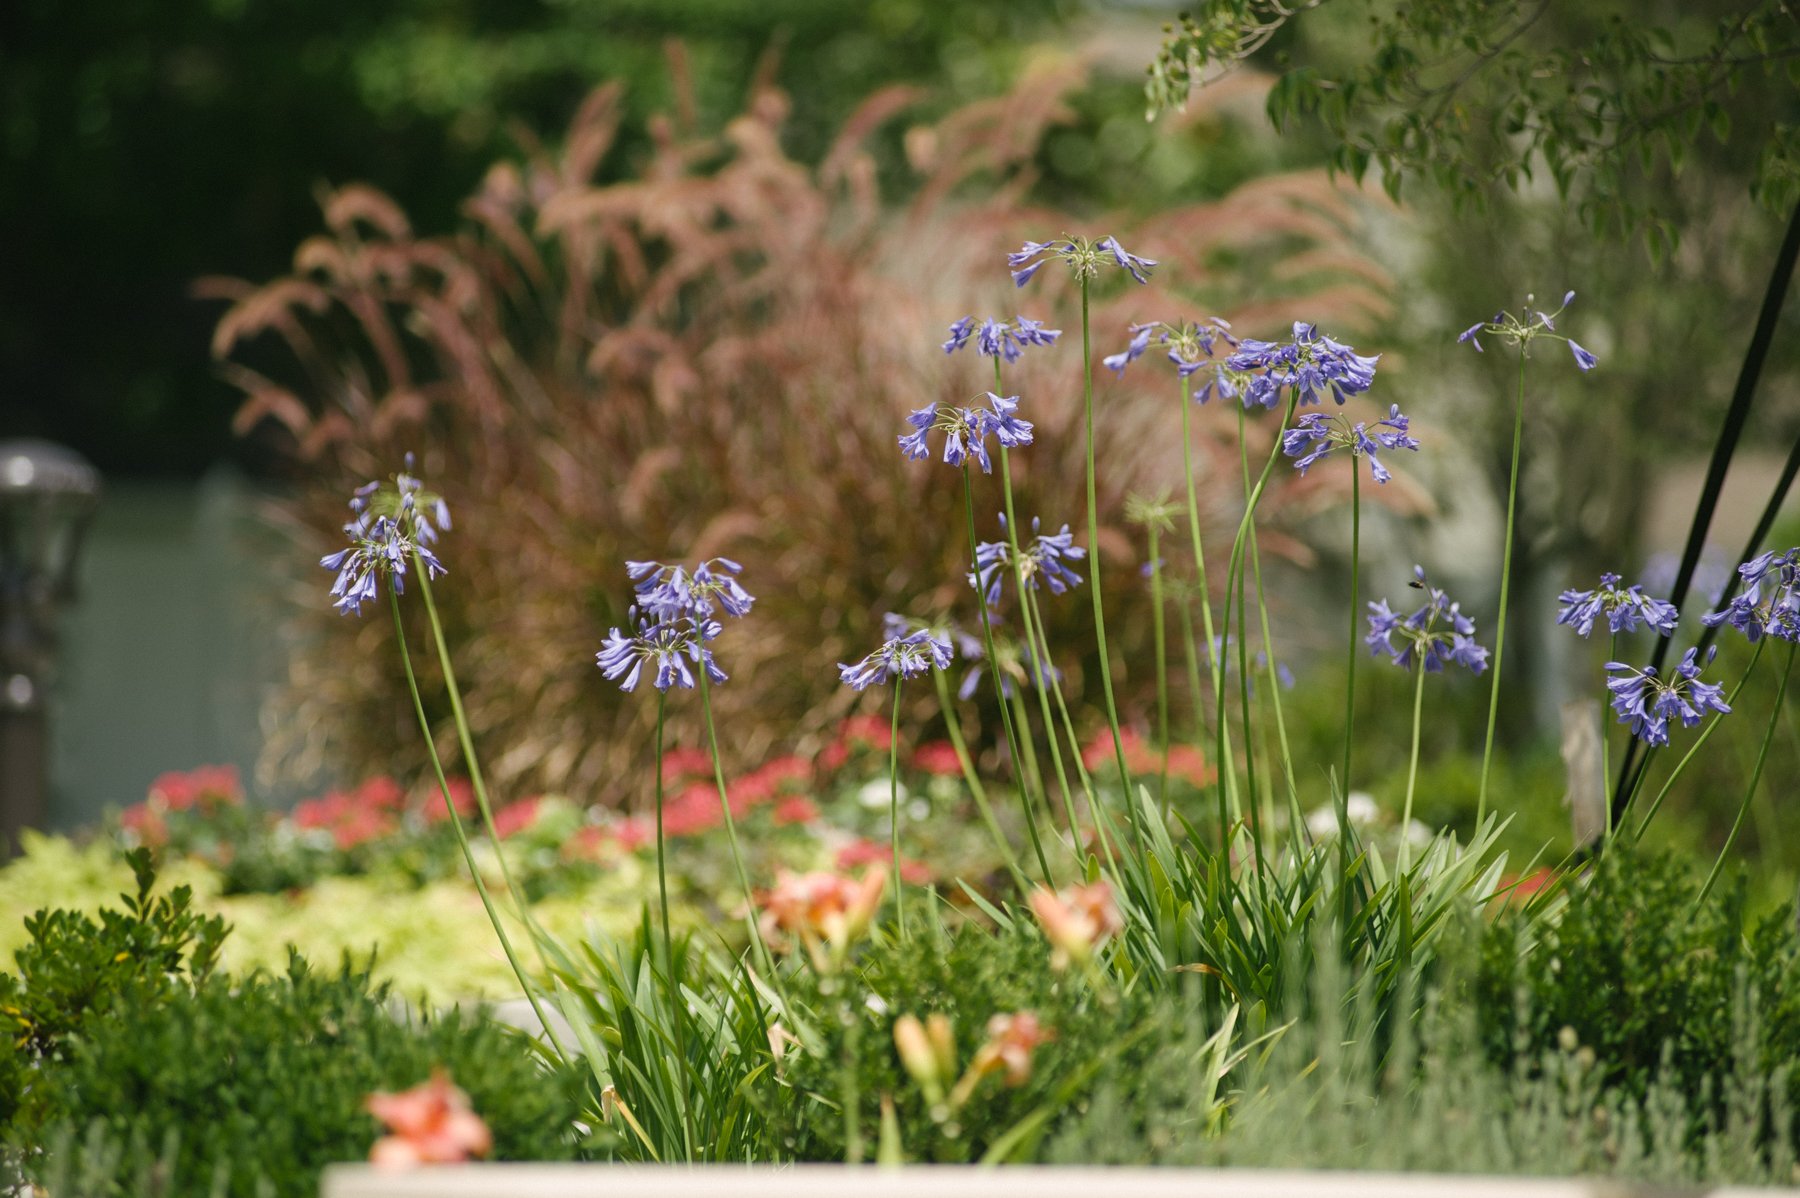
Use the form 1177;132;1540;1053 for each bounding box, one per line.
2;854;584;1196
1478;845;1800;1149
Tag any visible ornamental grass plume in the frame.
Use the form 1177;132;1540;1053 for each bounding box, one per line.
364;1070;492;1168
214;60;1388;807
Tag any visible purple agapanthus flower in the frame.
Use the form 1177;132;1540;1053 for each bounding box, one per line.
1225;322;1380;409
944;315;1062;362
1556;572;1680;638
1458;290;1596;371
838;627;954;691
1104;318;1235;378
596;612;727;692
1281;403;1419;483
1366;566;1489;673
1603;647;1730;747
1701;547;1800;643
1008;235;1157;288
320;459;452;616
882;612;1030;701
897;394;1033;472
969;514;1086;606
628;557;755;621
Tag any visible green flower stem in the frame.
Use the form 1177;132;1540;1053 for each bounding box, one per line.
389;589;568;1064
654;691;673;971
1342;464;1361;802
1399;661;1428;874
964;464;1054;885
1603;631;1616;840
1178;371;1233;803
1080;278;1136;828
1177;593;1206;747
929;666;1027;890
1148;522;1171;816
414;566;546;945
843;1004;864;1165
889;677;907;940
696;670;778;980
1213;392;1299;848
1476;353;1528;825
1240;430;1302;844
1696;638;1797;908
1631;639;1767;841
1022;583;1120;877
1008;684;1048;807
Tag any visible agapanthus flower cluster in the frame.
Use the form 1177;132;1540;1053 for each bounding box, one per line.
1458;290;1597;371
1008;235;1156;287
598;557;754;692
1224;322;1380;409
320;460;452;617
1366;566;1489;673
1603;647;1731;747
970;514;1086;606
1556;573;1680;638
838;627;954;691
1282;403;1420;483
1702;548;1800;643
627;557;754;620
596;611;726;692
1102;318;1235;377
943;315;1062;362
898;393;1033;473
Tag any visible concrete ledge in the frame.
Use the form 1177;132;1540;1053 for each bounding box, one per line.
321;1163;1780;1197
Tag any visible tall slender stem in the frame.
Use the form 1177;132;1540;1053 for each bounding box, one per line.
697;671;777;979
1399;662;1428;874
389;590;567;1063
1602;632;1616;840
929;666;1026;889
654;692;673;971
889;678;907;938
1149;523;1171;817
414;567;542;942
1696;639;1797;908
1242;443;1302;843
1023;584;1120;877
1081;279;1136;817
1342;465;1361;800
964;465;1054;884
1179;372;1232;803
1477;353;1528;824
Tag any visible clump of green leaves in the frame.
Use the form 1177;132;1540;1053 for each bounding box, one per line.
1;851;584;1196
1478;845;1800;1153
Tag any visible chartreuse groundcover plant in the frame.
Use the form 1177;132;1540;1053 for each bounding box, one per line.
21;241;1800;1192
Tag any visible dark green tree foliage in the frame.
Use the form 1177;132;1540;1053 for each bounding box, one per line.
0;851;582;1195
0;0;1070;476
1149;1;1800;254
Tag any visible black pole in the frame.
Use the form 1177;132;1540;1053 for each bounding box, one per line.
1611;197;1800;826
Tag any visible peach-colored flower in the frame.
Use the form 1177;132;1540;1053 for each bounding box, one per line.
1028;879;1122;970
772;796;821;826
759;868;885;972
835;838;932;884
974;1011;1052;1085
365;1069;492;1167
491;797;542;839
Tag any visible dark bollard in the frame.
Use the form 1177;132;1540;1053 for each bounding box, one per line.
0;440;100;858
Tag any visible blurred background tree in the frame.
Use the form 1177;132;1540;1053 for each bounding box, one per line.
0;0;1078;476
